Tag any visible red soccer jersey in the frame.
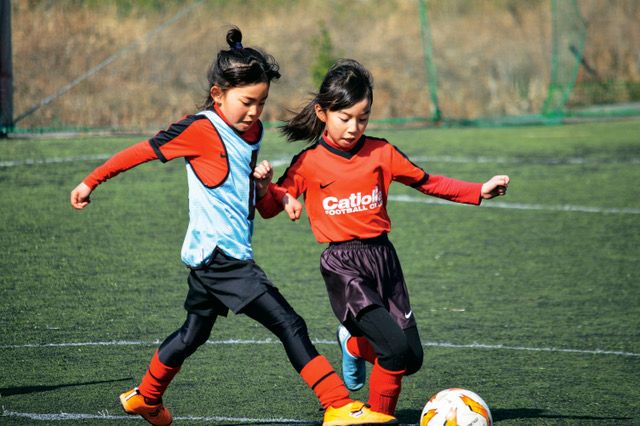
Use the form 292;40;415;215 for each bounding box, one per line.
260;134;482;243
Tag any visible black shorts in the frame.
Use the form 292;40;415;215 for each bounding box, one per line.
320;234;417;330
185;248;274;317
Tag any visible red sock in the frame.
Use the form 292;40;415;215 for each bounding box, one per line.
346;336;377;364
300;355;352;409
137;351;181;403
368;360;404;415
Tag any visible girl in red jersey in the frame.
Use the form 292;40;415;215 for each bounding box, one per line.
70;32;395;426
255;59;509;418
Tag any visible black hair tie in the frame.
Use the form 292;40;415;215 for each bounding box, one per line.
232;42;243;50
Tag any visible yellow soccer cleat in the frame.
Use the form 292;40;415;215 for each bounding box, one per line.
323;400;398;425
119;388;173;426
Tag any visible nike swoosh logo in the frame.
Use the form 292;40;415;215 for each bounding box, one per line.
404;310;413;319
320;181;335;189
350;409;364;418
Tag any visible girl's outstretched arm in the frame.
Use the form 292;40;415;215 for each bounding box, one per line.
70;140;158;210
481;175;510;199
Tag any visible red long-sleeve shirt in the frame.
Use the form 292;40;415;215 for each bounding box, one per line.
256;134;482;243
83;105;261;189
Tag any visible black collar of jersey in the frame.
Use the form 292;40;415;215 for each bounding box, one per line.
319;135;366;159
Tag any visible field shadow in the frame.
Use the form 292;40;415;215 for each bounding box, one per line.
396;408;633;423
396;408;422;424
492;408;633;422
202;422;319;426
0;377;132;396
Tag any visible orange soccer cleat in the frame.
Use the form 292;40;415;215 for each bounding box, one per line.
323;400;398;426
119;388;173;426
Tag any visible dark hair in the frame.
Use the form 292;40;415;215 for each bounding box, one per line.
280;59;373;143
201;27;281;110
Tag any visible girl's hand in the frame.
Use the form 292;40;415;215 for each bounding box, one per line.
282;193;302;221
253;160;274;199
481;175;510;199
70;182;93;209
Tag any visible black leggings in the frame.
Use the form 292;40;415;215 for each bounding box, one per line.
158;287;319;372
345;305;423;375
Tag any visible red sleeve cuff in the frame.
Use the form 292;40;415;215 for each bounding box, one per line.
269;183;288;204
256;183;287;218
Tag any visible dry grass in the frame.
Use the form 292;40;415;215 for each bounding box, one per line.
11;0;640;131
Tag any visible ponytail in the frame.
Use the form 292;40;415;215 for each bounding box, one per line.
280;59;373;144
280;100;325;143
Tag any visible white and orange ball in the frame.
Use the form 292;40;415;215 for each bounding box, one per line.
420;388;492;426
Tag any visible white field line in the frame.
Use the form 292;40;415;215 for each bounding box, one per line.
3;154;639;169
1;409;419;425
1;339;637;357
0;154;111;167
2;154;638;215
1;341;635;425
274;155;640;166
388;194;640;215
409;155;640;165
0;409;319;424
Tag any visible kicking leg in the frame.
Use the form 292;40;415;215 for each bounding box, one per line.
121;313;215;426
351;306;423;415
242;288;397;425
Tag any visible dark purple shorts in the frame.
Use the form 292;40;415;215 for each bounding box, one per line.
320;234;416;330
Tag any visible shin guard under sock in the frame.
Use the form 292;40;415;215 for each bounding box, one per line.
300;355;351;409
137;350;181;403
368;360;404;415
346;335;377;364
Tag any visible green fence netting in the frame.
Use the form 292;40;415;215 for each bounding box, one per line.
4;0;640;135
542;0;586;118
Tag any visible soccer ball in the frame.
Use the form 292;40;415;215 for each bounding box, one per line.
420;388;492;426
